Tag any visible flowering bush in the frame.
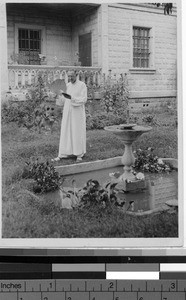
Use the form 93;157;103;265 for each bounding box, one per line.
101;73;129;117
133;148;172;173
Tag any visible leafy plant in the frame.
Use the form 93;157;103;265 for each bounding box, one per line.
2;73;57;131
76;179;120;209
86;111;127;130
101;73;129;117
23;158;64;194
142;114;158;126
129;114;139;124
2;98;34;125
9;52;29;65
38;54;47;64
133;148;173;173
28;72;51;105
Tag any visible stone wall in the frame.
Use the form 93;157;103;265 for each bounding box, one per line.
107;4;177;100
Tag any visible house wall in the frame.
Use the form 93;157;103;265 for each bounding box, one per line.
71;7;99;67
5;3;178;103
107;4;177;100
6;5;73;66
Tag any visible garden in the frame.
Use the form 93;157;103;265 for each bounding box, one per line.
1;73;178;238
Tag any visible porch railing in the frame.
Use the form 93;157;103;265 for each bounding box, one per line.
8;65;102;90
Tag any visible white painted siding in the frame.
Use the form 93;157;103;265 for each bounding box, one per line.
108;4;177;99
6;6;72;65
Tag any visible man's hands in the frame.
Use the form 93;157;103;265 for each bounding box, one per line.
58;89;64;96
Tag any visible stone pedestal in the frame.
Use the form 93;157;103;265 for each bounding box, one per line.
121;141;136;181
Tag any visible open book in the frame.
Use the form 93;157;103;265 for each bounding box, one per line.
62;92;71;99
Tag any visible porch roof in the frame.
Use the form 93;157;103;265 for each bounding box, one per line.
6;3;100;16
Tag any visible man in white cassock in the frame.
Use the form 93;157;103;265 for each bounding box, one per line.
53;71;87;162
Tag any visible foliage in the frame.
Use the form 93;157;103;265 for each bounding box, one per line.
129;114;139;124
76;179;119;209
28;72;53;105
142;114;158;126
38;54;47;63
100;73;129;117
2;98;35;125
9;52;29;65
86;71;102;100
86;111;127;130
134;147;173;173
23;158;64;194
2;73;56;129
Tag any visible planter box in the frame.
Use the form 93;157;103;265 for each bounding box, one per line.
115;179;146;192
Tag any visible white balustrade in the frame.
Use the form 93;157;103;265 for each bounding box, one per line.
8;65;102;91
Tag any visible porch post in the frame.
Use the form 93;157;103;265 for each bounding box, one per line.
98;4;109;75
0;2;9;96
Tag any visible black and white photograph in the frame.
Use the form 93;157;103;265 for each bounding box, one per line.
0;0;183;247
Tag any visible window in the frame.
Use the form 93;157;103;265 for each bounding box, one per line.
18;29;41;65
133;27;150;68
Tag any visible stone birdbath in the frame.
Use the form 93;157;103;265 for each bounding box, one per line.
104;124;152;189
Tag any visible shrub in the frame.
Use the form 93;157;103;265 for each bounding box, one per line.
2;73;57;130
142;114;157;126
100;73;129;117
86;111;127;130
2;98;36;125
28;72;50;106
134;147;173;173
23;158;64;194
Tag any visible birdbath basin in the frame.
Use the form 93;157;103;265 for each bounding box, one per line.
104;124;152;183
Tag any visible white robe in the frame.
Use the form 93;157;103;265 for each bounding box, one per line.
58;80;87;157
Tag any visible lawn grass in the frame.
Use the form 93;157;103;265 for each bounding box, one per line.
1;110;178;238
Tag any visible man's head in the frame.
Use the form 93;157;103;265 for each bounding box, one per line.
68;70;78;84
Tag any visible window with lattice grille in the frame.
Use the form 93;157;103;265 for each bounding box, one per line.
133;27;150;68
18;29;41;65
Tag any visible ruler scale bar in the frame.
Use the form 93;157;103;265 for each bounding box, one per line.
0;280;186;292
1;291;186;300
